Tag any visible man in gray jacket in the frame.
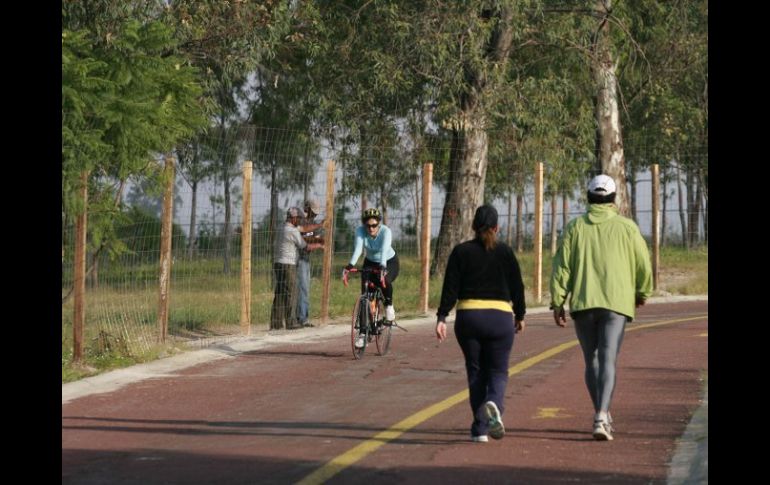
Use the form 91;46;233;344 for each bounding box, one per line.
271;207;322;330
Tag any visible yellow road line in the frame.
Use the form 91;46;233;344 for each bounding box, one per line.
296;314;706;484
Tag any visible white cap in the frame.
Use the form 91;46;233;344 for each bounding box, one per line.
588;174;616;195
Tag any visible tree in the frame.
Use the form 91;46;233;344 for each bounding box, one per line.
175;134;215;257
62;16;207;303
163;0;305;273
308;1;541;276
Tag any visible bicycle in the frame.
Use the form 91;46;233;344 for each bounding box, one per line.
343;267;395;359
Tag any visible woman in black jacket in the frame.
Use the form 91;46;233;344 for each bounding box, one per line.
436;204;526;442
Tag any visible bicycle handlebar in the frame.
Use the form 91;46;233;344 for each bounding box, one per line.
342;267;387;288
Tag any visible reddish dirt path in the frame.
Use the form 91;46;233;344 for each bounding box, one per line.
62;300;707;484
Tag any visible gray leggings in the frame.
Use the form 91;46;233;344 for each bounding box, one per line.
572;309;628;413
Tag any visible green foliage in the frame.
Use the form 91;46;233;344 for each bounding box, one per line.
63;15;207;269
332;203;355;253
116;206;188;262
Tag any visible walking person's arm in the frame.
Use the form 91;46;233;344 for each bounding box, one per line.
632;227;653;307
436;247;461;342
507;246;527;333
550;225;572;327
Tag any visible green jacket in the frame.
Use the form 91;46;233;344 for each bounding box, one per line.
550;203;653;320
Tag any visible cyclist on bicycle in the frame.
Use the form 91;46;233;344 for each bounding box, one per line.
343;208;400;331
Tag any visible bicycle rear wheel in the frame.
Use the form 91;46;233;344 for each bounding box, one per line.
351;297;368;359
374;298;392;356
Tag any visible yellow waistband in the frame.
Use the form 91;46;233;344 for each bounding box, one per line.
456;299;512;313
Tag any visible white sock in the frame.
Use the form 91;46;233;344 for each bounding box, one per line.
595;411;608;423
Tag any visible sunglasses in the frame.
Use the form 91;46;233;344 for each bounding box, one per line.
365;223;379;229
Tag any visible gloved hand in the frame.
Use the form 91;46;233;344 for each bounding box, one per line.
342;264;355;286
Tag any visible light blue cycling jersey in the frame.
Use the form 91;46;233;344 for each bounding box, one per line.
349;224;396;267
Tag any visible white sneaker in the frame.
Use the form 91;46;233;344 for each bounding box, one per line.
592;419;614;441
471;435;488;443
484;401;505;440
385;305;395;321
595;411;615;433
354;336;365;348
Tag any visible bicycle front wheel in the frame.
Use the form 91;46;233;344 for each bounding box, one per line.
374;298;392;356
351;297;368;359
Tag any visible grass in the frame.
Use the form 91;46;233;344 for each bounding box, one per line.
62;245;707;383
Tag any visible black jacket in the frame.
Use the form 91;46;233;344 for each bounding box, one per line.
437;239;526;321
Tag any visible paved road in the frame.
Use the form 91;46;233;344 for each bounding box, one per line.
62;297;707;484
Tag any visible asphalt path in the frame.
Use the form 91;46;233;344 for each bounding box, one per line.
62;297;707;484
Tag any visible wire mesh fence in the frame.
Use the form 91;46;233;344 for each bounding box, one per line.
62;126;707;360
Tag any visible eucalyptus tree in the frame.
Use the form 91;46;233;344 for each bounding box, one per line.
175;134;216;257
414;1;541;276
311;1;567;275
538;0;645;216
618;0;707;244
483;18;594;251
303;1;427;223
62;12;207;301
163;0;301;272
248;77;322;252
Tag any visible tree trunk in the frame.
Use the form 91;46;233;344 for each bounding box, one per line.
661;170;668;246
686;166;697;247
692;172;703;246
269;163;278;254
562;193;569;231
628;166;637;223
428;5;514;276
507;190;513;246
516;194;523;253
703;195;708;245
592;0;630;216
223;174;232;275
302;141;310;204
415;172;421;258
431;124;488;276
89;251;99;289
550;194;558;255
676;162;688;248
187;180;198;258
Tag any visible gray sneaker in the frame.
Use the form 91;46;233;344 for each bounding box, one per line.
484;401;505;440
592;419;614;441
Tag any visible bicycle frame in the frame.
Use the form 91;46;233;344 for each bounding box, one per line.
347;267;391;359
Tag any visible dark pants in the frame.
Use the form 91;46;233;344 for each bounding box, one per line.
454;309;515;437
271;262;298;330
362;255;399;306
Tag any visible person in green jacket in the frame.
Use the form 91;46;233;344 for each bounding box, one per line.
550;174;653;441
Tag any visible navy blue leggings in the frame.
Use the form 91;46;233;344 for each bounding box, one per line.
454;309;515;437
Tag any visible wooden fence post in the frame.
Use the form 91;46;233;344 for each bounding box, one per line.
158;156;175;343
533;162;544;304
419;163;433;314
241;161;253;334
73;170;88;363
320;160;336;325
651;164;660;290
